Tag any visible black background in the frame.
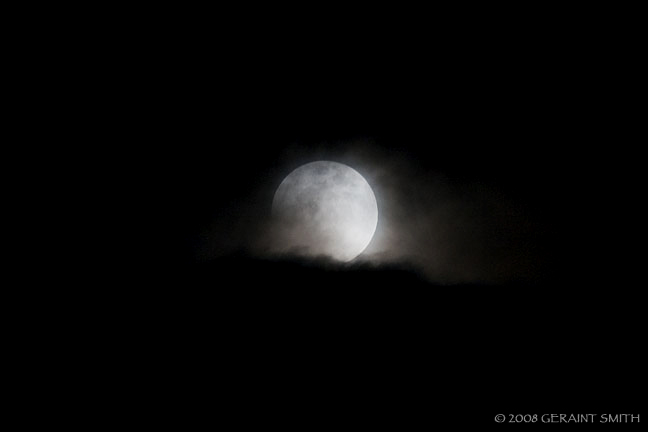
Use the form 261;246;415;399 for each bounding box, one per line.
86;8;644;428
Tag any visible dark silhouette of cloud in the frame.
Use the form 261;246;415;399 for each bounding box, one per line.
197;141;554;285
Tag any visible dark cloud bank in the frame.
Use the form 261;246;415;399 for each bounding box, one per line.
196;141;555;286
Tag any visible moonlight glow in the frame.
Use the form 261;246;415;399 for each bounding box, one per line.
271;161;378;261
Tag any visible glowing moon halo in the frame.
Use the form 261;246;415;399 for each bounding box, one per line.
271;161;378;261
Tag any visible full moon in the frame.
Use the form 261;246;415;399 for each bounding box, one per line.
271;161;378;262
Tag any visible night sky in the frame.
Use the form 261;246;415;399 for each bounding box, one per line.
106;13;643;427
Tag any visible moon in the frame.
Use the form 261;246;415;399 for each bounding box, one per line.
271;161;378;262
